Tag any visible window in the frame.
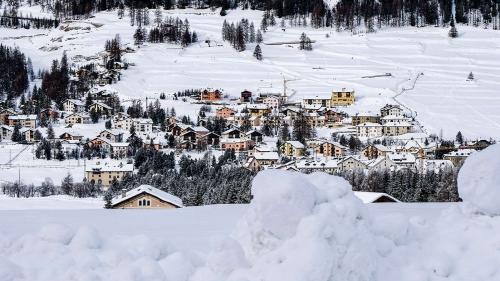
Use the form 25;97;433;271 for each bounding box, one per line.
138;199;151;207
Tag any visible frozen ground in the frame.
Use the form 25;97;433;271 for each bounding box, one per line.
1;8;499;139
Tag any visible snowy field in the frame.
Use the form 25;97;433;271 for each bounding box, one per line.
0;142;106;185
0;195;103;210
2;7;500;139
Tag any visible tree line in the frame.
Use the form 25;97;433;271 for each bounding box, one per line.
104;148;254;206
341;166;460;203
141;16;198;47
222;18;262;51
0;13;59;29
0;44;30;105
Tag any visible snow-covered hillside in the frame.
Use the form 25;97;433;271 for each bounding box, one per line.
1;7;500;139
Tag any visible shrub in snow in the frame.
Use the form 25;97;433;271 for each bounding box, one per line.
458;143;500;215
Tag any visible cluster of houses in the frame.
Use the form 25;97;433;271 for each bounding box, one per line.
0;87;490;190
203;89;413;139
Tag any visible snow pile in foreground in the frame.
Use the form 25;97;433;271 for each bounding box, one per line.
458;143;500;215
2;158;500;281
192;171;379;281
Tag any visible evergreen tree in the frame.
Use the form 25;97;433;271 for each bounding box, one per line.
256;29;263;43
279;123;290;141
134;27;145;45
249;23;255;42
47;124;55;139
253;44;263;60
467;72;474;80
104;190;113;208
456;131;464;145
61;173;73;195
449;19;458;38
11;124;23;142
292;113;313;144
90;109;100;123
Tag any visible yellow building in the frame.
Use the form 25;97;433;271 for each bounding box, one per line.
331;88;355;106
85;162;133;187
281;141;305;158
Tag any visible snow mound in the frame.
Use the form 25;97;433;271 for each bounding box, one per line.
458;143;500;215
200;170;382;281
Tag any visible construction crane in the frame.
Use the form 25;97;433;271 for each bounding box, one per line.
282;74;300;102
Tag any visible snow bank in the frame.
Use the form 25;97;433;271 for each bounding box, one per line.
458;143;500;215
2;170;500;281
195;170;382;281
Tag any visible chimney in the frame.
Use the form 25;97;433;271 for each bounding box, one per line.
121;189;127;198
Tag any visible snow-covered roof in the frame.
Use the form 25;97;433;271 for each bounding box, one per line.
91;102;112;110
100;129;125;136
254;151;279;160
383;121;412;127
85;162;133;172
286;141;305;148
65;99;85;106
222;127;241;135
133;118;153;124
112;185;183;207
66;112;90;118
354;112;379;117
353;192;400;203
296;159;338;169
381;115;408;120
191;126;209;132
357;122;382;127
373;144;392;152
109;142;129;147
19;127;35;133
444;149;476;157
303;95;330;100
221;138;251;143
8;114;37;120
387;152;416;164
247;104;269;110
381;104;401;110
402;140;422;149
418;159;454;172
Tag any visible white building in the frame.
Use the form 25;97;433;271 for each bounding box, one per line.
356;122;383;138
380;104;403;117
63;99;85;112
263;96;281;109
133;118;153;134
65;113;91;125
381;115;410;125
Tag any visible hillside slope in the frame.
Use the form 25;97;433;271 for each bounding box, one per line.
1;7;499;139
